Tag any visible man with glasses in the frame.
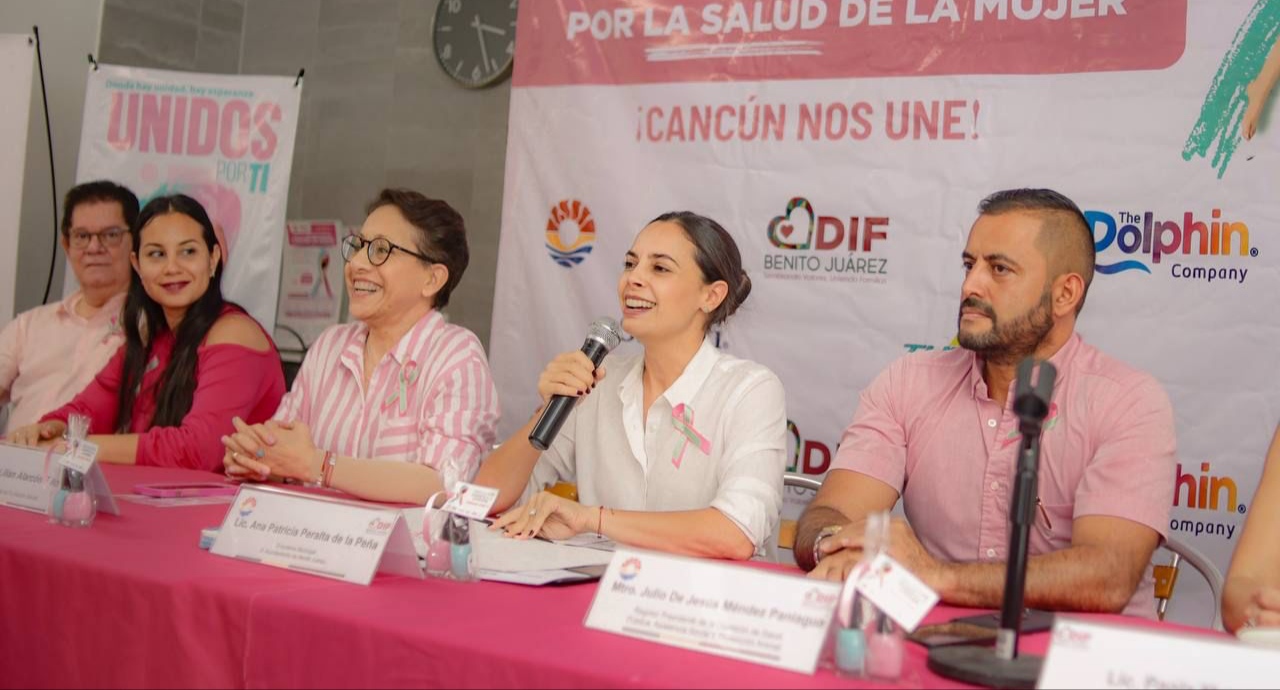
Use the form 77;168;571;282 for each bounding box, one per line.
0;180;139;433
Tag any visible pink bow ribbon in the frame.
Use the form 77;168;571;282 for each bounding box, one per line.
670;403;712;469
382;360;420;414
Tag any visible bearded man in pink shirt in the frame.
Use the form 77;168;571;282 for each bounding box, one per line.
797;188;1177;618
0;181;138;434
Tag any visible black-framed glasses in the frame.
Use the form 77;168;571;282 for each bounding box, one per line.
68;227;128;249
340;234;433;267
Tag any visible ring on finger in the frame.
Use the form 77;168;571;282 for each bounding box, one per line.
528;507;538;517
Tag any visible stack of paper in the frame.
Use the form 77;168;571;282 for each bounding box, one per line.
471;521;614;585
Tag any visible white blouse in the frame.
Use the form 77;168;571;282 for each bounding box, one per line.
525;338;787;555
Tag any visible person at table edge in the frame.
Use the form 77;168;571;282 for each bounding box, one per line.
797;188;1177;618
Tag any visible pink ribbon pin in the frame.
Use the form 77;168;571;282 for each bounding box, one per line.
670;403;712;469
382;360;420;414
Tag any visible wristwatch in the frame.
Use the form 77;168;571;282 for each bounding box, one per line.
811;524;843;568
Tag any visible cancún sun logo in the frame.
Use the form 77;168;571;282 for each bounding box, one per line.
545;199;596;268
1085;208;1257;284
619;557;642;581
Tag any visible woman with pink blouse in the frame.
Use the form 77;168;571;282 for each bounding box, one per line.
9;194;284;471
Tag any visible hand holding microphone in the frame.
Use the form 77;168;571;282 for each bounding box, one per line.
529;318;623;451
536;351;607;403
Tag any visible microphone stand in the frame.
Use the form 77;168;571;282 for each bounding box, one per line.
928;358;1056;689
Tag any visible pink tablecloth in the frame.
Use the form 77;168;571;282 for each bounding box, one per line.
0;465;1224;689
0;465;330;689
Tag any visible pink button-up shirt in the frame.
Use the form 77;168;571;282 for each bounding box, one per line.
274;310;499;478
831;334;1176;617
0;291;126;434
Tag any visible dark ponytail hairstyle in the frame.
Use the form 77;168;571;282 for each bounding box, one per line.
116;194;228;431
649;211;752;331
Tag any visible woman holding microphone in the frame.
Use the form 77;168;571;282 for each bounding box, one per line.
477;211;787;560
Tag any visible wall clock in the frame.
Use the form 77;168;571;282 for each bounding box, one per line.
433;0;517;88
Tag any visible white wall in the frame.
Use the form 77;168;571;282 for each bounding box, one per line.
0;0;103;313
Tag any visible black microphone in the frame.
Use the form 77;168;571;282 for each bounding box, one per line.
999;357;1056;659
928;357;1057;689
528;317;623;451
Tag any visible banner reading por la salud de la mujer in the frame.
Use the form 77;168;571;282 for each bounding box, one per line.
490;0;1280;627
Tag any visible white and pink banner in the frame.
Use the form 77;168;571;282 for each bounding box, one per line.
0;34;35;326
71;64;302;333
276;220;345;348
492;0;1280;627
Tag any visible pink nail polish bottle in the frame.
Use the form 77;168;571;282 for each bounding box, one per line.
866;613;905;681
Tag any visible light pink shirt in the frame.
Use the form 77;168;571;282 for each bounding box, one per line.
274;310;499;478
831;334;1176;618
0;291;126;434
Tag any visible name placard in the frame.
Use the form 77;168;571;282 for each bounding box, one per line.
0;441;119;516
584;548;840;674
1039;618;1280;689
211;484;422;585
0;442;58;512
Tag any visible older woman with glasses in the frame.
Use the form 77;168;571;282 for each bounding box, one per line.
222;189;500;503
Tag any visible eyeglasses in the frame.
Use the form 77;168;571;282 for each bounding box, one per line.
68;227;128;249
340;235;434;267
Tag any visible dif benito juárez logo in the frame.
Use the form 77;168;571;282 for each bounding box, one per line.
764;197;889;283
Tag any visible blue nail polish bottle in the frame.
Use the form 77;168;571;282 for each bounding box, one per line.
448;514;474;581
835;591;870;676
835;626;867;676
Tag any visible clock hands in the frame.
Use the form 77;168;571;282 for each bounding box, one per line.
471;14;508;72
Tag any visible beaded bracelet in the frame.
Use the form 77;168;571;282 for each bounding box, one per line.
320;450;337;488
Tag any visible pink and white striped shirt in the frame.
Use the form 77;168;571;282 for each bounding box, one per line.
274;310;499;477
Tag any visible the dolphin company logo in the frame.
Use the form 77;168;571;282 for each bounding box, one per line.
237;496;257;518
619;557;642;581
787;420;835;476
1170;462;1245;541
1086;208;1256;284
1173;463;1244;514
545;199;596;268
764;197;890;283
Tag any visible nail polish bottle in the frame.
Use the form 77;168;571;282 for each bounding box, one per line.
866;612;905;681
51;469;96;528
448;514;475;581
425;506;452;576
833;599;869;676
830;512;891;678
